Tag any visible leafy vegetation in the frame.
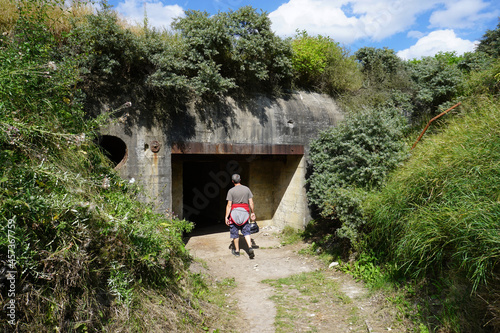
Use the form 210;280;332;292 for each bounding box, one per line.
0;1;237;331
307;107;407;246
305;17;500;333
291;30;362;96
364;97;500;331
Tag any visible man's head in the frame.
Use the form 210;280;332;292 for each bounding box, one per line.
231;174;241;184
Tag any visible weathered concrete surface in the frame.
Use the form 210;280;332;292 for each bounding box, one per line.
175;91;342;147
101;91;343;229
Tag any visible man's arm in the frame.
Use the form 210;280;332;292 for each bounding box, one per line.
225;200;232;225
249;198;256;221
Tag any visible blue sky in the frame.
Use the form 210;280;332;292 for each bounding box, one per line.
107;0;500;60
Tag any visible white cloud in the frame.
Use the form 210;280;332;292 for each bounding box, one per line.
429;0;498;29
268;0;498;45
268;0;444;43
115;0;185;30
407;30;425;39
396;29;477;60
268;0;359;42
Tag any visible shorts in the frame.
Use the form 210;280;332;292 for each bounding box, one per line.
229;222;251;239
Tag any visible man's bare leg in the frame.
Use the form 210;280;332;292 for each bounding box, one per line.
244;235;255;259
233;238;240;252
244;235;252;249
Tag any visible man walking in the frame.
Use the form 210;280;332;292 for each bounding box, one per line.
225;174;256;259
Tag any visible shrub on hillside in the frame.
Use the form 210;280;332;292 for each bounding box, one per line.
339;47;414;118
408;52;464;118
291;31;362;96
365;97;500;331
0;3;210;331
307;107;407;247
355;47;411;90
170;6;293;97
476;18;500;59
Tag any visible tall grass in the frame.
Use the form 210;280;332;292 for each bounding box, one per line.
0;3;232;331
365;96;500;330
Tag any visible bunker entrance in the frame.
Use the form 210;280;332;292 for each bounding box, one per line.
172;155;249;229
172;145;307;231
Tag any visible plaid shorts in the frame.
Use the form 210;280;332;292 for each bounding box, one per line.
229;222;251;239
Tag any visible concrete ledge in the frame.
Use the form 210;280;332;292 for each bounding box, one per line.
172;143;304;155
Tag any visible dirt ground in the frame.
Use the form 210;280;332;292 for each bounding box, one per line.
186;224;412;333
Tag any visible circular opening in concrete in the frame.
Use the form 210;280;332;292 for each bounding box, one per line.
98;135;127;168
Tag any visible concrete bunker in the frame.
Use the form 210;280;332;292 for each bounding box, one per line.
171;143;309;230
99;91;344;231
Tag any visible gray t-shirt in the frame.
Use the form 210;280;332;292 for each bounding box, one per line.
226;185;253;204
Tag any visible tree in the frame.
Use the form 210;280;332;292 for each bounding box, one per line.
355;47;411;89
476;18;500;58
409;53;464;116
168;6;293;98
291;31;361;96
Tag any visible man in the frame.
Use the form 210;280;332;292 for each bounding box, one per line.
225;174;256;259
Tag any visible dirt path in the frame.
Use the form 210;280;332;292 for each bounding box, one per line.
186;225;408;333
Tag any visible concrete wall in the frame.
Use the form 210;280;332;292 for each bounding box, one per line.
104;120;172;213
178;91;342;147
101;91;343;230
249;155;309;230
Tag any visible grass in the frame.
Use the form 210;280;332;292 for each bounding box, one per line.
279;225;304;246
263;270;351;332
365;96;500;331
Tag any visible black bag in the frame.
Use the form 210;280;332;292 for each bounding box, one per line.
249;221;259;234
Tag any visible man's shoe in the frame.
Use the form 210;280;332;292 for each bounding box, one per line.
232;249;240;257
248;247;255;259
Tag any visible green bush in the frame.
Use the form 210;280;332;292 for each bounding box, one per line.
170;6;293;98
355;47;409;89
340;47;414;118
408;52;464;118
476;18;500;59
291;31;361;96
307;107;407;246
463;58;500;96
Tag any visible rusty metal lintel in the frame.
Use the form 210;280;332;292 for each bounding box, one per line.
171;143;304;155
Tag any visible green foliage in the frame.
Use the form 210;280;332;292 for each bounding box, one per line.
342;47;414;118
456;51;492;73
364;97;500;331
408;52;464;117
169;6;293;98
0;3;214;331
337;251;384;287
355;47;407;88
476;18;500;58
291;30;362;96
67;4;147;99
307;107;407;246
463;58;500;96
308;108;407;192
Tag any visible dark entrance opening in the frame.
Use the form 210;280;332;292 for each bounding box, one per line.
174;155;249;229
98;135;127;168
172;143;305;232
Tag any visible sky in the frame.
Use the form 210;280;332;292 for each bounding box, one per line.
107;0;500;60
